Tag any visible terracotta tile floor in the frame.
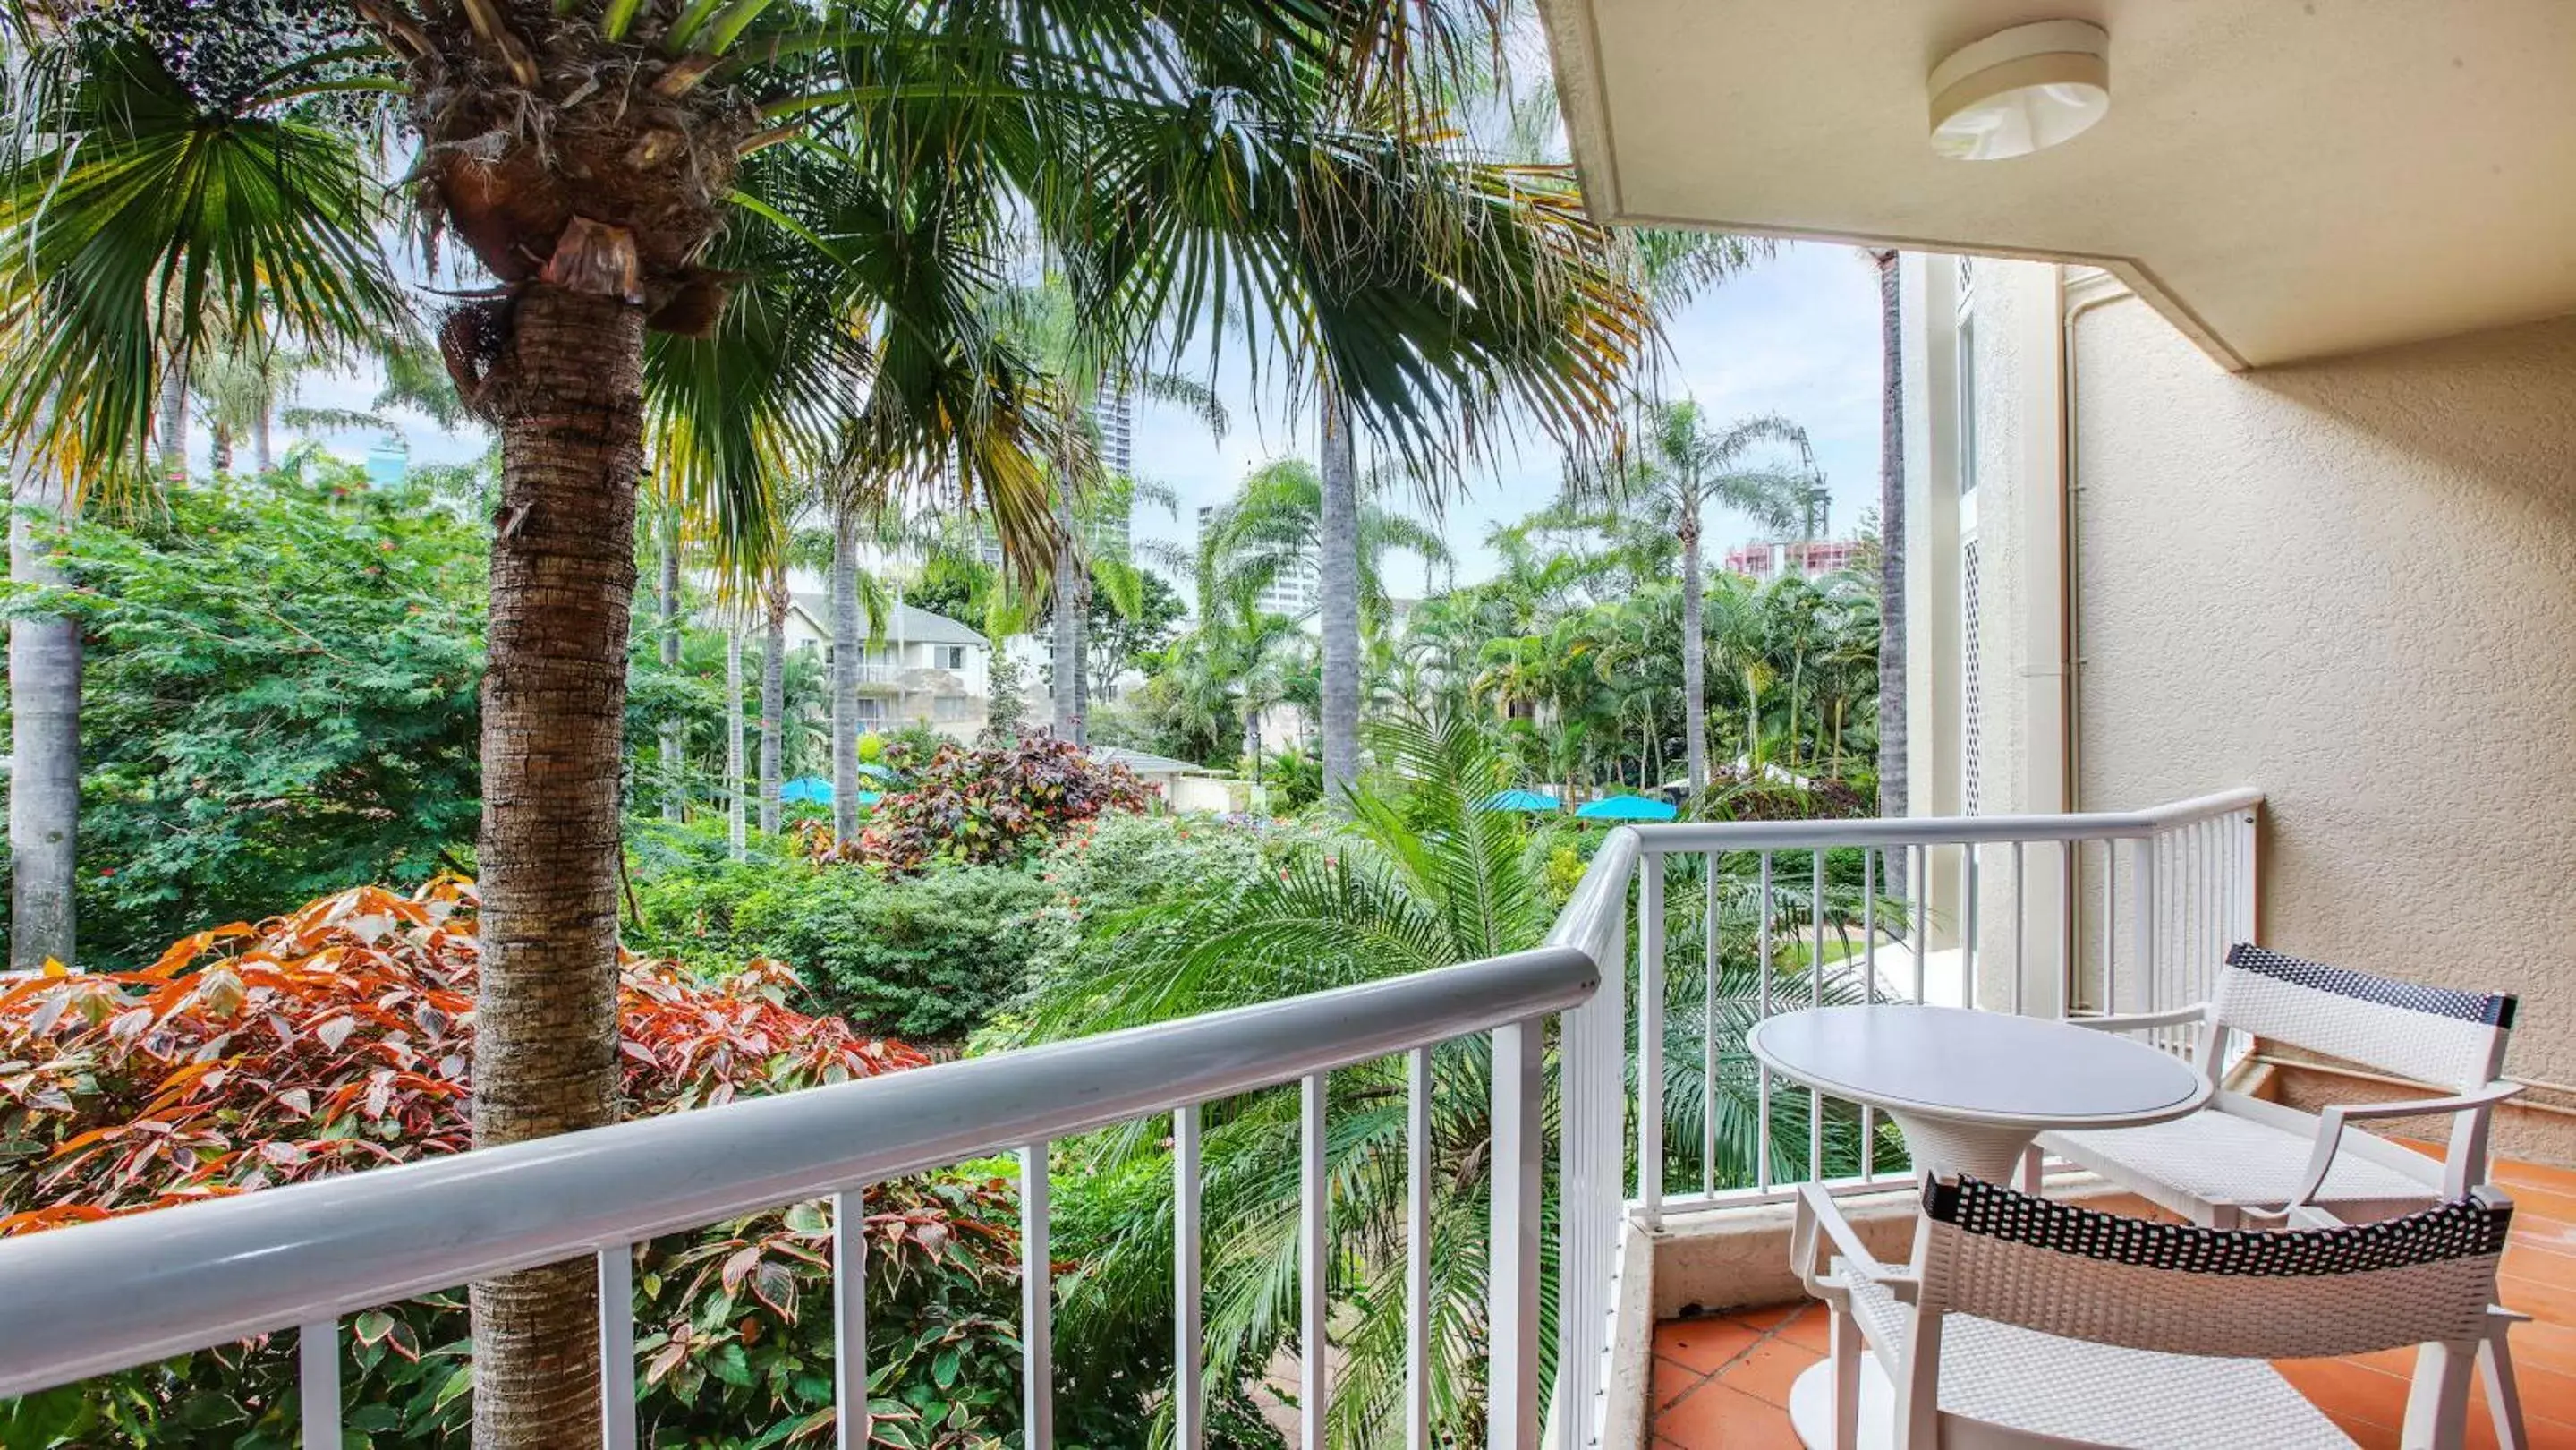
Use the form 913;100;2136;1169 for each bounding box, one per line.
1650;1159;2576;1449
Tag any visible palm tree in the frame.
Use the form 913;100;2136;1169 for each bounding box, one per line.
1202;456;1450;657
1564;403;1814;796
990;279;1221;746
652;505;688;822
4;4;1650;1434
192;334;335;473
1704;571;1776;772
1204;453;1451;795
724;617;746;858
759;563;792;834
1870;248;1908;826
6;439;80;972
749;484;840;834
826;507;896;845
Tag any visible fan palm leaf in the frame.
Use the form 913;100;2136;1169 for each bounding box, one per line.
0;25;406;495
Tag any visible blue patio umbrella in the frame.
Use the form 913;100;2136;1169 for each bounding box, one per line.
779;776;833;805
1476;788;1561;813
1576;794;1679;823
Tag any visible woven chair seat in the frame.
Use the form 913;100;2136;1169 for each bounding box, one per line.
1842;1267;2353;1448
2041;1110;2436;1218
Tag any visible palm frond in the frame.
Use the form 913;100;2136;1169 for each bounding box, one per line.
0;30;406;498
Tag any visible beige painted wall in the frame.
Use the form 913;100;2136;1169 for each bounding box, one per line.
2070;298;2576;1087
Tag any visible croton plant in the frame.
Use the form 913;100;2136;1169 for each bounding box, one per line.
0;879;1029;1448
806;737;1159;874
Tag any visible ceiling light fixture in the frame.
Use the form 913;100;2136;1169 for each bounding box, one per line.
1928;20;2110;161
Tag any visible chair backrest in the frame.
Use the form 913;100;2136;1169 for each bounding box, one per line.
2211;943;2514;1091
1916;1176;2510;1360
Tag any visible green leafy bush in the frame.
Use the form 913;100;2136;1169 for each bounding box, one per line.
1016;813;1328;1028
631;857;1050;1045
6;463;488;968
735;867;1050;1043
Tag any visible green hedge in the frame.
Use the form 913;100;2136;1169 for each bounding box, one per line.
632;857;1050;1044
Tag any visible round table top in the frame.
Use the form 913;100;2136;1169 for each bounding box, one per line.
1745;1004;2211;1129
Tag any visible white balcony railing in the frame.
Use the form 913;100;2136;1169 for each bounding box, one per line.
0;793;2256;1449
1616;789;2261;1225
0;887;1626;1449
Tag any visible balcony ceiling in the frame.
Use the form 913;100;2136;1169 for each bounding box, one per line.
1536;0;2576;368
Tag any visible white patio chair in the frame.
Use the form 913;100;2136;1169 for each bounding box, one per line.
2036;943;2520;1228
2027;943;2529;1448
1791;1174;2516;1448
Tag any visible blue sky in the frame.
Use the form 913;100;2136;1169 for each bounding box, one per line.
1117;241;1889;591
287;243;1885;590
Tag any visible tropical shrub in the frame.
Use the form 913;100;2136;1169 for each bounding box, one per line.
1012;718;1897;1446
0;880;1051;1448
629;854;1050;1045
2;462;487;968
1017;813;1320;1025
734;868;1050;1044
845;738;1157;875
1254;745;1323;813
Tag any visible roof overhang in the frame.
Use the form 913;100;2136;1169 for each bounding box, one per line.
1536;0;2576;369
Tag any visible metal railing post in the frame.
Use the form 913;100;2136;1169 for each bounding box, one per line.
1487;1017;1546;1450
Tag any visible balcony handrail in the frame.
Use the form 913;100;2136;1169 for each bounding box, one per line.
1625;787;2259;853
1547;824;1641;962
0;944;1597;1399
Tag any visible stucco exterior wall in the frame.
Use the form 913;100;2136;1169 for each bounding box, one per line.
2070;299;2576;1086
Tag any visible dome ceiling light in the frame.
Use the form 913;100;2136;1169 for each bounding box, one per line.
1928;20;2111;161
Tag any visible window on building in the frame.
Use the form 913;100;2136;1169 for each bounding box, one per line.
942;645;967;670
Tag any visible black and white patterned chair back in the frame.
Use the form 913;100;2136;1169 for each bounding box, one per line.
2212;943;2515;1092
1917;1176;2511;1360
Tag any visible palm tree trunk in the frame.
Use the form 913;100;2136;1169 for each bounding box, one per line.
726;625;746;861
760;570;787;835
658;519;684;823
252;406;274;475
209;422;234;474
1050;490;1084;745
1788;655;1805;772
1873;249;1909;828
1318;383;1361;806
9;441;79;971
1746;670;1762;772
157;348;190;483
829;505;862;844
471;286;646;1444
1679;508;1709;797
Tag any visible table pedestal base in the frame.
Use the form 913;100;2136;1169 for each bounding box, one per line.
1789;1357;1887;1449
1881;1111;2040;1184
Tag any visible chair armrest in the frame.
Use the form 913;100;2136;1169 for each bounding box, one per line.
2064;1004;2211;1034
1791;1183;1911;1301
2285;1081;2525;1209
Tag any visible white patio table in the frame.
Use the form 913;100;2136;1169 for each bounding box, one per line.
1746;1003;2217;1449
1746;1002;2212;1182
